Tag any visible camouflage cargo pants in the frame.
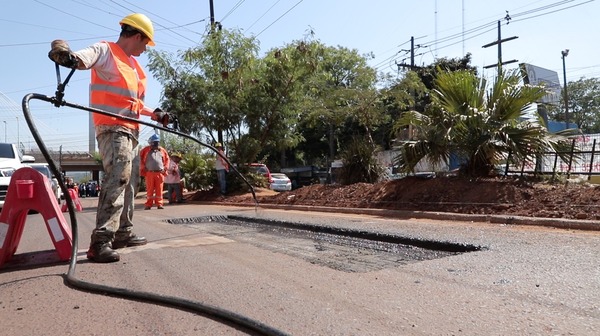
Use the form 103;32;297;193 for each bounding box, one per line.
91;129;140;244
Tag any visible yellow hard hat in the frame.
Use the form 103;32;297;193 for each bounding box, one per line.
215;142;223;147
120;13;155;46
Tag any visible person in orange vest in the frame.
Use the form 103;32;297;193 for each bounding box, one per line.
140;134;170;210
215;142;229;195
48;13;174;263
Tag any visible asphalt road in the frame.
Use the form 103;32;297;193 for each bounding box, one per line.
1;196;599;335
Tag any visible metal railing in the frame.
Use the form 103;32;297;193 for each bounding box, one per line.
501;136;600;180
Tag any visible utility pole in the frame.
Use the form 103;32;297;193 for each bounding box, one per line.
209;0;223;144
482;14;518;71
396;36;419;71
410;36;415;68
561;49;570;127
209;0;215;29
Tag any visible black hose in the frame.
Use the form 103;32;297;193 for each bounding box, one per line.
21;93;287;336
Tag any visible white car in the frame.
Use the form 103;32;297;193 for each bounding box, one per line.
29;163;62;202
0;143;35;208
269;173;292;191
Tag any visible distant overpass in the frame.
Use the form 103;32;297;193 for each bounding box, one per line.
26;149;102;180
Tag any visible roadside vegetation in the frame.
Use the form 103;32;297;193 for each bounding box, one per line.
145;27;593;190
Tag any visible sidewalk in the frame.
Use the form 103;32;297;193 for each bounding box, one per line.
195;200;600;232
110;190;600;231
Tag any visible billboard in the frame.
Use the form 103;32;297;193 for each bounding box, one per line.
519;63;562;105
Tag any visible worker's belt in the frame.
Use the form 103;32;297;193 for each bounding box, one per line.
147;170;163;172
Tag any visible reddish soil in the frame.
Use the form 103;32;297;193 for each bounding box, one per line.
190;176;600;220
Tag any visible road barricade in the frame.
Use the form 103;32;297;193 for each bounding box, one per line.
0;167;72;267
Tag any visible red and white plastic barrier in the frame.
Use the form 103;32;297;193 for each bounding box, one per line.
0;167;73;267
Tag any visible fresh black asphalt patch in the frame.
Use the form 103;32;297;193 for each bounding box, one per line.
165;215;485;273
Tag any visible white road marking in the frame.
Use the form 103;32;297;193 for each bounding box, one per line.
77;235;234;259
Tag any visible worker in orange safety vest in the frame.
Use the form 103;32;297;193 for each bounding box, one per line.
48;13;175;263
140;133;170;210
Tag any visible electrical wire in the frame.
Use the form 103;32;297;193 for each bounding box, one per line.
107;0;200;45
246;0;282;32
18;65;289;336
379;0;594;71
510;0;595;23
221;0;247;23
34;0;115;31
70;0;124;18
255;0;304;37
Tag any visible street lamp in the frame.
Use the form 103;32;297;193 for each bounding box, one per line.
561;49;570;128
3;121;6;142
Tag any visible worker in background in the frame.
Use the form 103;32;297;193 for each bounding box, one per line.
165;152;185;204
140;133;170;209
215;142;229;195
48;13;175;263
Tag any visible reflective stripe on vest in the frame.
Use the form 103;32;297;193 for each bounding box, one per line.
90;42;147;130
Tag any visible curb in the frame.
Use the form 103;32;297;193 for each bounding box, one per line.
206;202;600;232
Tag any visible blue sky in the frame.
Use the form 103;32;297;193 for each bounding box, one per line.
0;0;597;152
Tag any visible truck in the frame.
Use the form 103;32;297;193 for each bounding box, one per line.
0;143;36;208
280;166;329;189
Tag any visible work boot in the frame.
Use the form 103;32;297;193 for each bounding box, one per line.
112;234;148;249
86;242;120;263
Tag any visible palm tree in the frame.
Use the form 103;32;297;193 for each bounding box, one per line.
393;68;575;177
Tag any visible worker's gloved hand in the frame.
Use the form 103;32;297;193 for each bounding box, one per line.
48;40;79;69
152;108;175;127
169;113;179;130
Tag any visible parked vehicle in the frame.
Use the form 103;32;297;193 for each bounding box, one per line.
29;163;62;202
248;163;273;184
281;166;328;189
0;143;35;208
270;173;292;192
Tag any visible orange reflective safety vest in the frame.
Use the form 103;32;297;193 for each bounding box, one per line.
90;42;147;130
139;145;170;177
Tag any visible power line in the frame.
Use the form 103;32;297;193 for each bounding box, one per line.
221;0;246;23
0;36;114;48
255;0;304;37
380;0;594;71
34;0;115;31
246;0;281;31
511;0;595;23
107;0;200;45
0;18;98;37
70;0;123;18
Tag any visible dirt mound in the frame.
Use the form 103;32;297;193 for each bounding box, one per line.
190;176;600;220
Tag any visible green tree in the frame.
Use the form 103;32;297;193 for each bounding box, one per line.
413;53;478;90
148;29;323;168
338;135;383;184
374;55;476;151
302;46;382;162
242;40;324;168
394;69;574;177
147;28;259;160
378;71;429;146
548;77;600;133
